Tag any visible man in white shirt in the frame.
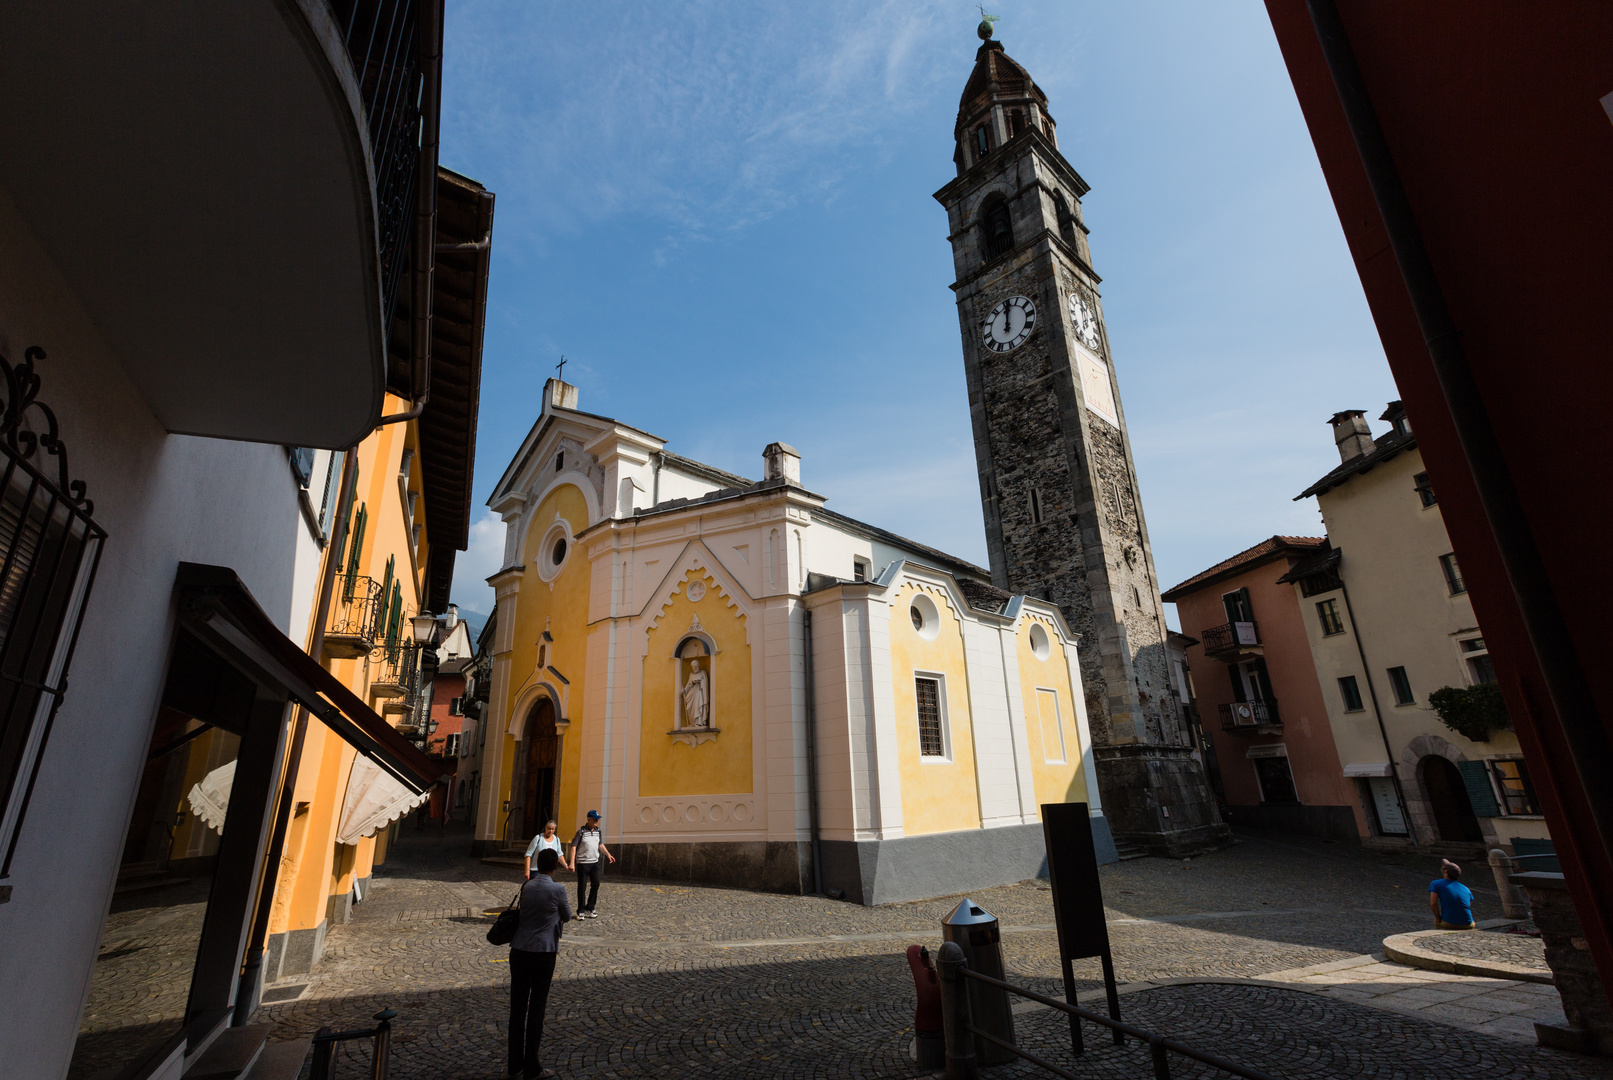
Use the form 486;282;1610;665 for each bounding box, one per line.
569;810;615;918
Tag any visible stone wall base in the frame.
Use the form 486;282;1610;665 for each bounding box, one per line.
611;839;811;895
263;918;328;983
1515;871;1613;1054
821;815;1116;906
1094;744;1232;856
1222;804;1361;843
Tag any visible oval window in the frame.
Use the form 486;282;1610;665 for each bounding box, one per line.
909;594;941;641
1028;622;1051;660
552;537;567;566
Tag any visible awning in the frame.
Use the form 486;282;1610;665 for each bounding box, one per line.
176;562;443;794
1343;762;1394;778
337;756;431;844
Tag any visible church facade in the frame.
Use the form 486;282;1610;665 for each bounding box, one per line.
934;24;1230;854
473;379;1115;904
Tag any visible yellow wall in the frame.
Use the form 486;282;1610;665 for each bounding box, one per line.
887;583;980;836
1015;615;1088;810
638;568;753;796
498;483;593;839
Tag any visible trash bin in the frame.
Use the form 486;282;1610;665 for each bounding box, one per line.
941;898;1016;1065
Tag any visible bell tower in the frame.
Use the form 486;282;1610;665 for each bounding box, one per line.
934;20;1229;855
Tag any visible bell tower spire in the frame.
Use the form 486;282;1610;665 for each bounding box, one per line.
934;24;1230;857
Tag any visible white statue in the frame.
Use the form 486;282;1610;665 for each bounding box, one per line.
681;659;710;729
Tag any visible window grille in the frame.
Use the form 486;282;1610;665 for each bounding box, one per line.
916;677;944;757
0;346;107;879
1316;598;1344;636
1440;553;1466;595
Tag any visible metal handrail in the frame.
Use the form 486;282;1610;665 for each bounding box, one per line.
310;1007;396;1080
1201;620;1260;655
939;944;1281;1080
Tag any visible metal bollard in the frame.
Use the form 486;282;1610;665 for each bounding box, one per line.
936;942;978;1080
940;899;1015;1065
371;1008;397;1079
1489;848;1529;919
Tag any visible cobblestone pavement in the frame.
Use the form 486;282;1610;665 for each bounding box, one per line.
254;826;1610;1079
1417;929;1550;970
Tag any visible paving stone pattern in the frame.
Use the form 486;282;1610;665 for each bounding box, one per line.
255;827;1608;1079
1417;930;1550;971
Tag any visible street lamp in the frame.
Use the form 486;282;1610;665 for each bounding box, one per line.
410;611;437;645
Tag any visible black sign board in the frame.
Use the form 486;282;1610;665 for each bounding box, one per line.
1042;802;1122;1048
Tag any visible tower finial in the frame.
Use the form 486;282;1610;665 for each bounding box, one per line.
976;6;998;40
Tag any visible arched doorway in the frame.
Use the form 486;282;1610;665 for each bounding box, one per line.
1421;756;1482;842
519;698;559;841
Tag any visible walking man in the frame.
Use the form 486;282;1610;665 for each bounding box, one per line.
509;847;570;1079
570;810;615;919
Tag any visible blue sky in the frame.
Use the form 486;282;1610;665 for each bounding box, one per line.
441;1;1399;629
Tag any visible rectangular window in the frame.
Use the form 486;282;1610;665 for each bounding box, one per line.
915;676;946;758
1388;666;1414;705
975;124;990;157
449;696;463;716
1460;637;1496;685
1440;552;1466;595
853;560;870;582
316;451;345;535
1414;471;1437;507
1338;675;1364;712
1316;598;1344;636
444;733;460;757
1489;758;1539;816
1029;487;1044;524
1036;688;1067;763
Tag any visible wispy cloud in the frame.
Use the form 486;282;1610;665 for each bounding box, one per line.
444;0;955;246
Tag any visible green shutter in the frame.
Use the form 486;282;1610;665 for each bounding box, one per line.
1457;760;1501;817
387;582;403;661
343;504;366;601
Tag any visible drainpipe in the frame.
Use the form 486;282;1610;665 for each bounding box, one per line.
1338;577;1417;845
1307;1;1613;866
233;448;360;1021
803;608;824;896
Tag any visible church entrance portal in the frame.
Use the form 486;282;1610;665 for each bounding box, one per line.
1421;755;1482;842
519;699;559;841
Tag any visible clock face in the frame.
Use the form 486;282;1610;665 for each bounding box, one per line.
982;295;1036;353
1069;294;1100;350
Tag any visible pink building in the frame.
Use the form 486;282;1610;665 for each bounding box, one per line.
1163;537;1368;841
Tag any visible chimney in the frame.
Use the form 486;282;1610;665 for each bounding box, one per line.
545;377;579;413
763;442;801;485
446;603;459;630
1329;410;1376;462
1379;400;1411;437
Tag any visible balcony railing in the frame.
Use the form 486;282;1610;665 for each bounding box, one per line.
1202;620;1260;656
1220;698;1281;733
325;575;382;659
369;641;419;699
330;0;431;331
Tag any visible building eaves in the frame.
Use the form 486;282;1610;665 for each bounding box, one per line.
1275;546;1341;585
1296;430;1418;500
1161;535;1328;601
809;506;993;584
658;450;752;490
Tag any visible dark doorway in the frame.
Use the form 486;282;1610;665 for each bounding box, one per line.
1253;755;1299;804
1422;755;1483;841
520;699;559;840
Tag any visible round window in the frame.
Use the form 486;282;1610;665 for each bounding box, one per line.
909;594;941;641
552;537;567;566
535;521;573;583
1028;622;1051;660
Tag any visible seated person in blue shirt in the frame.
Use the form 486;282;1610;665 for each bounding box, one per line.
1429;859;1475;930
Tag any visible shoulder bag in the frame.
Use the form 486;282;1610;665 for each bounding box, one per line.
486;886;523;946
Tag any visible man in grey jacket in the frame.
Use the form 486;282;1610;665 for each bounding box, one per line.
509;847;571;1079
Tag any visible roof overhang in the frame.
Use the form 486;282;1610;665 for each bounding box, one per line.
176;563;442;794
0;0;387;447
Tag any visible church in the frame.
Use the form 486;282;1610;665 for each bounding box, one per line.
472;22;1225;903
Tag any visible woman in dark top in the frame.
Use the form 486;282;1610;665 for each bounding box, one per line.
509;846;571;1078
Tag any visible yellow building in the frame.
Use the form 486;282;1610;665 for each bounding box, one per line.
474;379;1110;904
255;168;494;987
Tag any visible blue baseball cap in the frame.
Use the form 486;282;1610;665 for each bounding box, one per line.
587;810;601;819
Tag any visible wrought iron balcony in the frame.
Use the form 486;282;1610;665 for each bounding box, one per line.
369;641;420;699
1201;620;1261;658
325;575;382;659
1219;698;1282;735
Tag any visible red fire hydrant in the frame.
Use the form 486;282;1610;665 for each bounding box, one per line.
907;944;945;1068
